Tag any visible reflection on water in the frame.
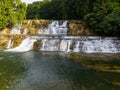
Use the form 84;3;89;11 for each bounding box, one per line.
0;51;120;90
0;52;26;90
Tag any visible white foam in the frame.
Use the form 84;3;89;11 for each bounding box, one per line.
38;21;68;35
10;26;21;34
6;39;14;49
5;37;36;52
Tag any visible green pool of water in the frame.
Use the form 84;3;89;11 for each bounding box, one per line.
0;51;120;90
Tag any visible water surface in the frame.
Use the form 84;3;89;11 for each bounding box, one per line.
0;51;120;90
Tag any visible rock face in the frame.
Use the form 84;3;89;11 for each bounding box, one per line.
68;20;93;35
0;28;10;49
22;20;52;32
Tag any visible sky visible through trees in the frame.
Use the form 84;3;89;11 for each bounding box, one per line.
21;0;42;5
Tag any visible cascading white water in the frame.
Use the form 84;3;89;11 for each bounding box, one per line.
38;21;68;35
40;39;47;51
36;37;120;53
81;39;118;53
6;39;13;49
23;28;29;34
40;39;60;51
73;41;80;52
5;37;36;52
5;21;120;53
67;40;72;52
59;40;68;51
10;26;21;34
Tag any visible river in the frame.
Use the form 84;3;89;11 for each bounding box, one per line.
0;51;120;90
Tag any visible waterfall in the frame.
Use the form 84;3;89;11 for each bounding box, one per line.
5;37;36;52
10;26;21;34
40;39;47;51
40;39;60;51
81;39;119;53
73;41;80;52
5;21;120;53
38;21;68;35
37;37;120;53
67;40;72;52
6;39;14;49
23;28;29;34
59;40;68;51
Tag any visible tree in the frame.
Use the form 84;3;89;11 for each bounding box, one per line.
39;0;63;19
26;1;44;19
84;0;120;36
0;0;26;29
27;0;89;20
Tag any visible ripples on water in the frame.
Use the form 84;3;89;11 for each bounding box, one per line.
0;51;120;90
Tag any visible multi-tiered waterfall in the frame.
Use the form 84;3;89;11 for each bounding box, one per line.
5;21;120;53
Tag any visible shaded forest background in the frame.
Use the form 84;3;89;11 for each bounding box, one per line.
0;0;120;36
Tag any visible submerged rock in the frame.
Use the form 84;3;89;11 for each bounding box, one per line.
68;53;120;73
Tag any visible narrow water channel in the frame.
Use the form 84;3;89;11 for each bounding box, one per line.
0;51;120;90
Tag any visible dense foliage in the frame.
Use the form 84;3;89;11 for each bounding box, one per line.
26;0;89;19
84;0;120;36
26;0;120;36
0;0;26;29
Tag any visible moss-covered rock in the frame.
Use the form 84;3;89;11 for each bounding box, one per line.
67;20;93;36
12;35;24;48
22;20;52;35
33;40;42;51
28;28;38;34
68;53;120;73
0;28;10;49
22;20;52;29
0;42;7;49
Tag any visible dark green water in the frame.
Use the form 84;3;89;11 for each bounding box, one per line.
0;51;120;90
